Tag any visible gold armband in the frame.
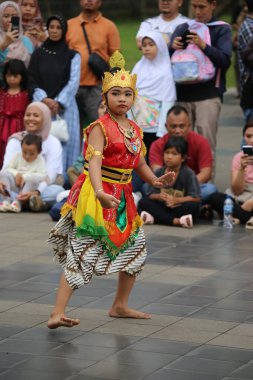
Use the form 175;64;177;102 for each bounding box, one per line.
85;144;104;161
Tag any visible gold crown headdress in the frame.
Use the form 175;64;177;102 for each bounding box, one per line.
102;51;137;97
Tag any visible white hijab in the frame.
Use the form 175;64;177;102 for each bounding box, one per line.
132;30;176;102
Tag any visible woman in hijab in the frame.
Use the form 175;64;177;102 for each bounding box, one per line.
18;0;46;48
130;30;176;154
2;101;64;210
28;15;81;178
0;1;33;80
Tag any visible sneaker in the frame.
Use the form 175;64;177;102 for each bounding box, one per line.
56;190;70;203
9;200;21;213
0;200;11;212
29;195;49;212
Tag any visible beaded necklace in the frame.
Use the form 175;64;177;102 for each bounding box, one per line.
108;112;141;155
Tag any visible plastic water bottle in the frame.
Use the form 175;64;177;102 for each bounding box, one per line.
223;196;233;229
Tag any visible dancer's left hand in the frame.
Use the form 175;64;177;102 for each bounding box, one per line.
152;171;175;188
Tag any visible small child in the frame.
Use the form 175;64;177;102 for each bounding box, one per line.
130;30;176;154
0;134;46;212
138;136;201;228
0;59;30;168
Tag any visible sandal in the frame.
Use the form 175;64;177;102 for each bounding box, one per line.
0;200;11;212
200;204;213;220
8;201;21;213
180;214;193;228
140;211;154;225
246;216;253;230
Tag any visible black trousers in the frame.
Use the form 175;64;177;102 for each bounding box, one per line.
209;192;253;224
138;197;200;225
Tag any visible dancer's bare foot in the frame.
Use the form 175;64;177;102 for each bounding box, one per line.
47;314;80;329
109;306;151;319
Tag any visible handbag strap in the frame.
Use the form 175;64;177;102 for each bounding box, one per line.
81;23;92;55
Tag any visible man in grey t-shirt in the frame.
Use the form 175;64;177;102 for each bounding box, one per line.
136;0;187;48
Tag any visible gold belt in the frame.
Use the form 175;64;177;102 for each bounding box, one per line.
83;163;132;184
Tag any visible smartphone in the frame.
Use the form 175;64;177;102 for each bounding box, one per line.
242;145;253;155
181;29;190;49
11;16;20;32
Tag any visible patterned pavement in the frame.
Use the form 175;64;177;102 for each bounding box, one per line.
1;91;253;380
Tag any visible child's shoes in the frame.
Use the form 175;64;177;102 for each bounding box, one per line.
8;200;21;213
141;211;154;225
179;214;193;228
0;200;11;212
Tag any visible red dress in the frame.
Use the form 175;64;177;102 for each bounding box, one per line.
0;89;29;168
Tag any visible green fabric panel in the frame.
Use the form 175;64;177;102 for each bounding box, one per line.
116;191;127;232
76;214;108;238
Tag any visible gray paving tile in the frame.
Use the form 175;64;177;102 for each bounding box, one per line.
35;293;98;307
175;285;235;299
159;294;216;307
212;299;253;312
186;345;253;363
70;332;140;348
0;369;69;380
190;307;253;323
140;302;200;316
50;343;118;361
11;327;86;343
127;338;199;355
144;368;222;380
229;362;253;379
0;289;46;302
0;339;61;355
0;326;26;339
0;352;30;369
166;356;240;377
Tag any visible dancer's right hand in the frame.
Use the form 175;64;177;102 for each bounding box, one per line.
96;192;120;209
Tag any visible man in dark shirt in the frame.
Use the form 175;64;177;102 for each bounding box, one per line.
170;0;232;160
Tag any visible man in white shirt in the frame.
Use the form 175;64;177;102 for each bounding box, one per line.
136;0;187;48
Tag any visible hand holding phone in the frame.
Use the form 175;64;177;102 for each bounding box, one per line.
242;145;253;156
180;29;190;49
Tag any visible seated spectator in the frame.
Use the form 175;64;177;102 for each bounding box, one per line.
3;101;64;211
0;133;46;212
0;59;29;168
28;14;81;175
130;31;176;156
209;120;253;228
138;136;201;228
0;1;33;81
18;0;47;48
149;105;217;203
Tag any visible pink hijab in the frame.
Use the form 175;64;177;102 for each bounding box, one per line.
0;1;31;66
18;0;43;25
10;101;52;142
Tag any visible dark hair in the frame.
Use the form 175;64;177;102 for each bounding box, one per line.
245;0;253;12
2;59;28;90
243;117;253;135
21;134;42;153
166;105;189;120
164;136;188;158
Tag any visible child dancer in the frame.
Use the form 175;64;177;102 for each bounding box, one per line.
0;134;46;212
47;51;175;329
0;59;29;168
139;136;201;228
130;30;176;154
18;0;46;48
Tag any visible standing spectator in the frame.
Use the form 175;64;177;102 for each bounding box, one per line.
238;0;253;121
139;136;201;228
28;15;81;175
130;31;176;155
136;0;187;48
66;0;120;128
0;1;33;80
0;134;46;212
18;0;46;48
3;102;64;211
149;105;217;202
0;59;29;168
170;0;232;159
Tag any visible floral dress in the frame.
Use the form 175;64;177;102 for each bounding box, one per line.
48;113;147;289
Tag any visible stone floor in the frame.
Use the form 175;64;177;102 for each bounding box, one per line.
1;91;253;380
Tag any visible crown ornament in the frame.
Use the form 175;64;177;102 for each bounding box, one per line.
102;51;137;97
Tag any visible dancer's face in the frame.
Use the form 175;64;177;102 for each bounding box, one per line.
107;87;134;116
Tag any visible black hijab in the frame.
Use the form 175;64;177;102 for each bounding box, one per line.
28;15;76;99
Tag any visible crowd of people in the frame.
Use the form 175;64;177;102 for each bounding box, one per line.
0;0;253;232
